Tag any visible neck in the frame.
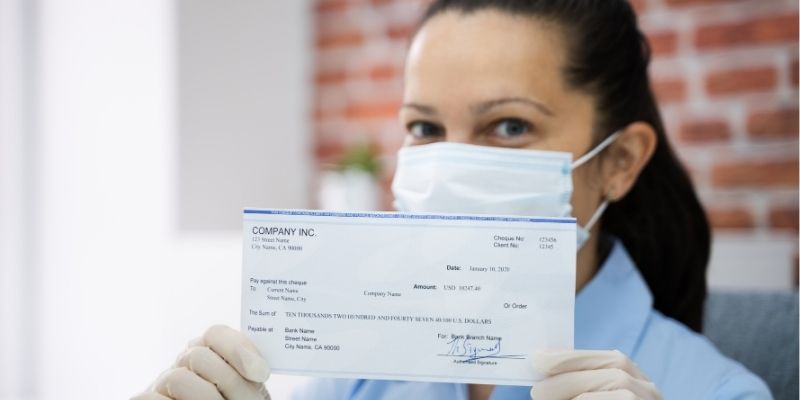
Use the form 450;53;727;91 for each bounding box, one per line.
576;230;602;292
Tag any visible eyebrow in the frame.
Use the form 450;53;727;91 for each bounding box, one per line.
401;97;553;117
401;103;439;116
471;97;553;116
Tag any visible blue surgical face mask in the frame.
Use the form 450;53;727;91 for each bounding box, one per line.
390;132;620;250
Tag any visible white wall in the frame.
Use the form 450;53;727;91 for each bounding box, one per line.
0;1;312;399
34;1;176;398
177;0;312;230
0;0;34;397
709;234;798;290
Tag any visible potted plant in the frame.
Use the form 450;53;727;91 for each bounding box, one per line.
318;143;381;211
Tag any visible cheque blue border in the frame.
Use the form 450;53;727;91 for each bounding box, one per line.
243;208;575;224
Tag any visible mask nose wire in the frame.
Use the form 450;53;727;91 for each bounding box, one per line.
571;130;622;169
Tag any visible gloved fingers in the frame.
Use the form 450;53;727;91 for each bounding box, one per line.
201;324;271;383
532;350;648;380
175;345;268;400
572;389;640;400
153;367;225;400
187;336;204;348
146;368;174;392
531;368;660;400
130;392;173;400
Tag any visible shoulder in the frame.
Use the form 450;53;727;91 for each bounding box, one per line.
634;310;772;399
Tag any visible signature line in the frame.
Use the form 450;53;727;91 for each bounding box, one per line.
437;353;527;362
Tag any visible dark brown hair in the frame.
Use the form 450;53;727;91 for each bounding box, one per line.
419;0;711;332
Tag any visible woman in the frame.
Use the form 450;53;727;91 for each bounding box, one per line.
132;0;772;399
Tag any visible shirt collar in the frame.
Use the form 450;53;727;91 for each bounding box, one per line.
574;238;653;355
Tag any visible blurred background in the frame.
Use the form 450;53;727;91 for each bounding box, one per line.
0;0;796;399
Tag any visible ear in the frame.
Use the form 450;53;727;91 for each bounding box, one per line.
600;121;657;201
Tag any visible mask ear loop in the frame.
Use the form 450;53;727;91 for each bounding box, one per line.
574;130;621;234
572;130;622;169
583;198;609;233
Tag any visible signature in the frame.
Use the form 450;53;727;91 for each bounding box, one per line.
441;337;525;362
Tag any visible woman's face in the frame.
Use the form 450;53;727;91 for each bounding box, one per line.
400;9;604;229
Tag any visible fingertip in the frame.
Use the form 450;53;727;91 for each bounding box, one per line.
201;324;270;382
236;345;271;383
187;335;205;348
530;349;562;375
203;324;233;342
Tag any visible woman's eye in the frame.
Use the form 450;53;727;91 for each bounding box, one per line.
493;119;530;138
407;121;443;139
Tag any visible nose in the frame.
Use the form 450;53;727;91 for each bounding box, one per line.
443;130;473;145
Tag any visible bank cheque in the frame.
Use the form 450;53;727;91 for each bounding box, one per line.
241;208;576;386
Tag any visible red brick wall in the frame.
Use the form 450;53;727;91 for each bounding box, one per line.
312;0;799;269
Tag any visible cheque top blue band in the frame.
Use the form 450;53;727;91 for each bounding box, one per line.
243;208;576;224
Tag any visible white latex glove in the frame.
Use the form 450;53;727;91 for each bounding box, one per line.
530;350;662;400
131;325;271;400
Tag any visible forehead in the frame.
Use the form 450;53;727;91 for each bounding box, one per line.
404;10;570;105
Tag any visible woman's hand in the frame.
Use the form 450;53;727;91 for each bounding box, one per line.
530;350;662;400
131;325;271;400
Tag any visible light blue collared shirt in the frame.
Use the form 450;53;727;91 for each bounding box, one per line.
291;240;772;399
